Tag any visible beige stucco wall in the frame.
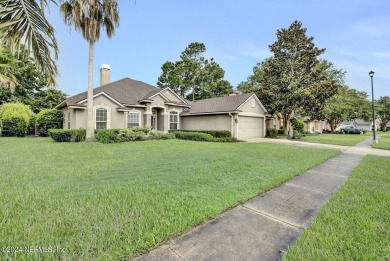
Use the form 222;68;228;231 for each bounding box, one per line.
181;114;233;133
64;94;145;129
238;96;266;115
161;89;182;103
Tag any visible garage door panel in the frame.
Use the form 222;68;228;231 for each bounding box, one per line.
238;116;263;139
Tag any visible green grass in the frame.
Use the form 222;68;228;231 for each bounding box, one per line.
0;138;339;260
283;155;390;261
301;132;371;146
373;134;390;150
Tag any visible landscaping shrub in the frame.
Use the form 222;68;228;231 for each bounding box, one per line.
118;129;148;141
266;128;278;138
277;128;284;135
174;131;214;141
149;130;175;140
291;130;301;140
291;118;305;133
0;103;34;137
129;126;151;134
48;129;86;142
36;109;63;136
173;131;237;142
169;129;231;138
0;110;29;137
95;129;122;143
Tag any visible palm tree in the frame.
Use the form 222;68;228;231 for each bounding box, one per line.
0;0;58;86
60;0;119;141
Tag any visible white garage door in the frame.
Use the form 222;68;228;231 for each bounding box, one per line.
238;116;264;139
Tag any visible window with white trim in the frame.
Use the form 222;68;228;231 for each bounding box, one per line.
127;111;140;128
96;108;107;129
169;111;178;130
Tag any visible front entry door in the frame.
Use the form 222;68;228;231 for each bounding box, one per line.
151;114;157;130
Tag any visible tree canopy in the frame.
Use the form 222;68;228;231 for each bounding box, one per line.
377;96;390;131
0;44;66;113
0;0;59;86
157;42;232;100
238;21;340;134
323;86;371;132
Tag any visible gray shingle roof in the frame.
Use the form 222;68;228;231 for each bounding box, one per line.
182;93;254;115
65;78;158;106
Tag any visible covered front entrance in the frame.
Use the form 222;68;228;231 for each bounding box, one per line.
151;108;165;131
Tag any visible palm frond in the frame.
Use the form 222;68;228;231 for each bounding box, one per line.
0;0;58;86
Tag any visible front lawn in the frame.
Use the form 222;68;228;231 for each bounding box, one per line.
283;155;390;260
0;138;339;260
301;132;371;146
373;134;390;150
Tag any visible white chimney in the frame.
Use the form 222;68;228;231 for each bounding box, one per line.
100;64;111;86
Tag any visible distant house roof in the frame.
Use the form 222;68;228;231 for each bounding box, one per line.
62;78;160;107
182;93;258;115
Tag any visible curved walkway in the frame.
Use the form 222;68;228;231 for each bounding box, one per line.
132;137;388;261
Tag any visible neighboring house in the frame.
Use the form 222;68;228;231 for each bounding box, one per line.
302;117;326;133
337;119;377;131
56;65;268;139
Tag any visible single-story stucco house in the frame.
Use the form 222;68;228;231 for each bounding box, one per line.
56;65;269;139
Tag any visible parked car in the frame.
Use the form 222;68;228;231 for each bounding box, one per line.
340;125;363;134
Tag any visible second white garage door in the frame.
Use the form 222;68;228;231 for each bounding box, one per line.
238;116;264;139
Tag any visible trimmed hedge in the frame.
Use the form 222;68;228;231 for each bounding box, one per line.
48;129;86;142
1;110;29;137
266;128;278;138
0;103;34;137
173;131;237;142
36;109;64;136
169;129;231;138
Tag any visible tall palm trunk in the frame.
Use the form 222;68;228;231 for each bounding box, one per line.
86;41;95;141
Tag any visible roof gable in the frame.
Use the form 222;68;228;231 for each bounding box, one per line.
182;93;258;115
65;78;157;106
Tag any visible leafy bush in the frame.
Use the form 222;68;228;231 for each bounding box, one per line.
36;109;63;136
149;130;175;140
0;110;29;137
48;129;86;142
266;128;278;138
291;130;301;140
0;103;34;137
173;131;237;142
118;129;148;141
95;129;122;143
277;128;284;135
291;118;305;133
169;129;231;138
129;126;151;134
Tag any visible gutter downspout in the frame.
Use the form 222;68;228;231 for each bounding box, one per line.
229;112;234;137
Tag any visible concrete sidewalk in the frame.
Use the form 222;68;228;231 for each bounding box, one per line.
243;137;390;157
132;151;366;261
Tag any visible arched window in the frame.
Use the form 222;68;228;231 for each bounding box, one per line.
169;111;178;130
96;108;107;129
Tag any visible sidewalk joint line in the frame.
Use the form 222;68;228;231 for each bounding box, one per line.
241;205;304;230
168;246;186;261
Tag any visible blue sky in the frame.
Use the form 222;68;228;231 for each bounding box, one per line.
47;0;389;99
